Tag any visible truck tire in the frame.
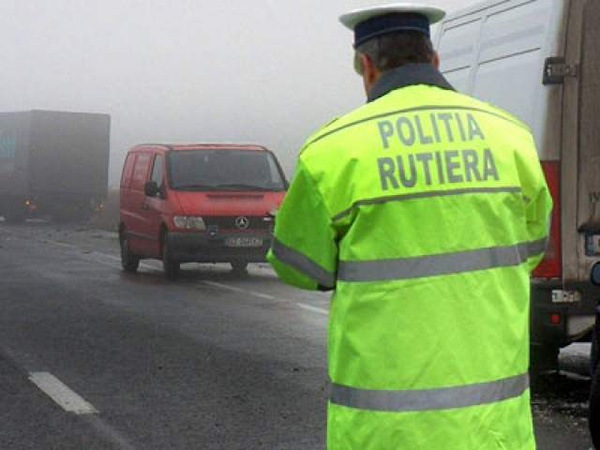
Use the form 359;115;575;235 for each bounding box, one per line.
162;232;180;280
120;233;140;273
4;213;25;224
4;205;26;224
590;359;600;449
592;324;599;377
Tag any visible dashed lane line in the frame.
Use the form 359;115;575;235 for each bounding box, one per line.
93;255;330;316
7;230;328;316
71;245;331;316
201;280;276;300
28;372;137;449
29;372;98;415
295;303;329;316
201;280;329;315
80;415;137;450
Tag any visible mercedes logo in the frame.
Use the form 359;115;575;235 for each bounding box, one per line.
235;216;250;230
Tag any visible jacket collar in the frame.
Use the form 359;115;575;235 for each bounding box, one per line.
367;63;455;103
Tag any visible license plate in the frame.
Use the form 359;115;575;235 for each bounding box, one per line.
225;237;263;248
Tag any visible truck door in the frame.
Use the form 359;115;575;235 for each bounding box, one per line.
576;1;600;262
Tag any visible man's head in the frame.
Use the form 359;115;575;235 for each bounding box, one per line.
354;31;440;94
339;4;445;94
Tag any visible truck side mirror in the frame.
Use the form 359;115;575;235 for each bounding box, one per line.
144;180;159;197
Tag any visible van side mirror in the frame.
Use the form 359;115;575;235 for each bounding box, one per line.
144;180;159;197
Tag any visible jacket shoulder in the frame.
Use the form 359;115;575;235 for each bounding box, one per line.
300;101;381;156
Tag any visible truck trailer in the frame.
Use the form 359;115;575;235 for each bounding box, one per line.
0;110;110;222
434;0;600;443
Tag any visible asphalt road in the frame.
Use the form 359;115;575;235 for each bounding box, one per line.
0;220;595;449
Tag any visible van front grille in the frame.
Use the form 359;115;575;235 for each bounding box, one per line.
203;216;272;231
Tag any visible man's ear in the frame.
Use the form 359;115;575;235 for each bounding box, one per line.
433;51;440;69
360;53;379;85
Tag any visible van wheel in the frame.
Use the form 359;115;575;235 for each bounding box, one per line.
590;359;600;449
230;261;248;274
162;232;180;280
120;233;140;273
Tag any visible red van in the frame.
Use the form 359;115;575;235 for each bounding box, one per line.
119;143;287;279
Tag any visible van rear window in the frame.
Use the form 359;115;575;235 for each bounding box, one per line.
167;150;286;191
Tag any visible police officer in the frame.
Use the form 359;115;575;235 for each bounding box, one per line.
267;3;552;449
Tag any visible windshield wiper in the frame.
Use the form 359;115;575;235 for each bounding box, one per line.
173;183;217;190
214;183;272;191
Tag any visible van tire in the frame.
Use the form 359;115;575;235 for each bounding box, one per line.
230;261;248;274
162;232;180;280
590;359;600;449
120;233;140;273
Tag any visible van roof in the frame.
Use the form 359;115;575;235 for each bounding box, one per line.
129;143;269;153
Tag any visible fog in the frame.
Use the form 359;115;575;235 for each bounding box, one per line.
1;0;474;184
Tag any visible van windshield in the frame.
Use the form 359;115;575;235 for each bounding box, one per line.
167;149;286;191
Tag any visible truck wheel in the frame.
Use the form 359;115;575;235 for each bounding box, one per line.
230;261;248;274
4;214;25;224
4;208;26;224
590;359;600;449
592;324;599;377
162;232;180;280
120;233;140;273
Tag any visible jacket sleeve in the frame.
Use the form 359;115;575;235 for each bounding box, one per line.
514;133;554;271
267;159;338;290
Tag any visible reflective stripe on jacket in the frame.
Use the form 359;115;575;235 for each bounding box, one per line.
267;63;552;450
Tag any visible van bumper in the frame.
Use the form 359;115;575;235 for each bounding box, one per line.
167;231;273;263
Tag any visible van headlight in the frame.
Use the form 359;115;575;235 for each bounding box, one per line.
173;216;206;230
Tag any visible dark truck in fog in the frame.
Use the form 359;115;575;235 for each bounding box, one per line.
0;110;110;222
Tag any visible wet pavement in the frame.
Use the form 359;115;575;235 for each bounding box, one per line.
0;220;595;449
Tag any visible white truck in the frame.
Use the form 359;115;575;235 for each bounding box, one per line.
434;0;600;443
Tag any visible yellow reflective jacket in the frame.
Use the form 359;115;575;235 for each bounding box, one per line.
268;63;552;450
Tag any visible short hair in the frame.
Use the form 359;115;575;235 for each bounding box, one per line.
354;31;435;74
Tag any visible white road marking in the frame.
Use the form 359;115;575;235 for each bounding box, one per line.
95;253;121;263
201;280;328;315
247;291;277;300
81;415;138;450
39;239;155;272
201;280;276;300
29;372;98;415
11;228;328;317
202;280;250;295
140;261;161;270
295;303;329;316
45;240;74;249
